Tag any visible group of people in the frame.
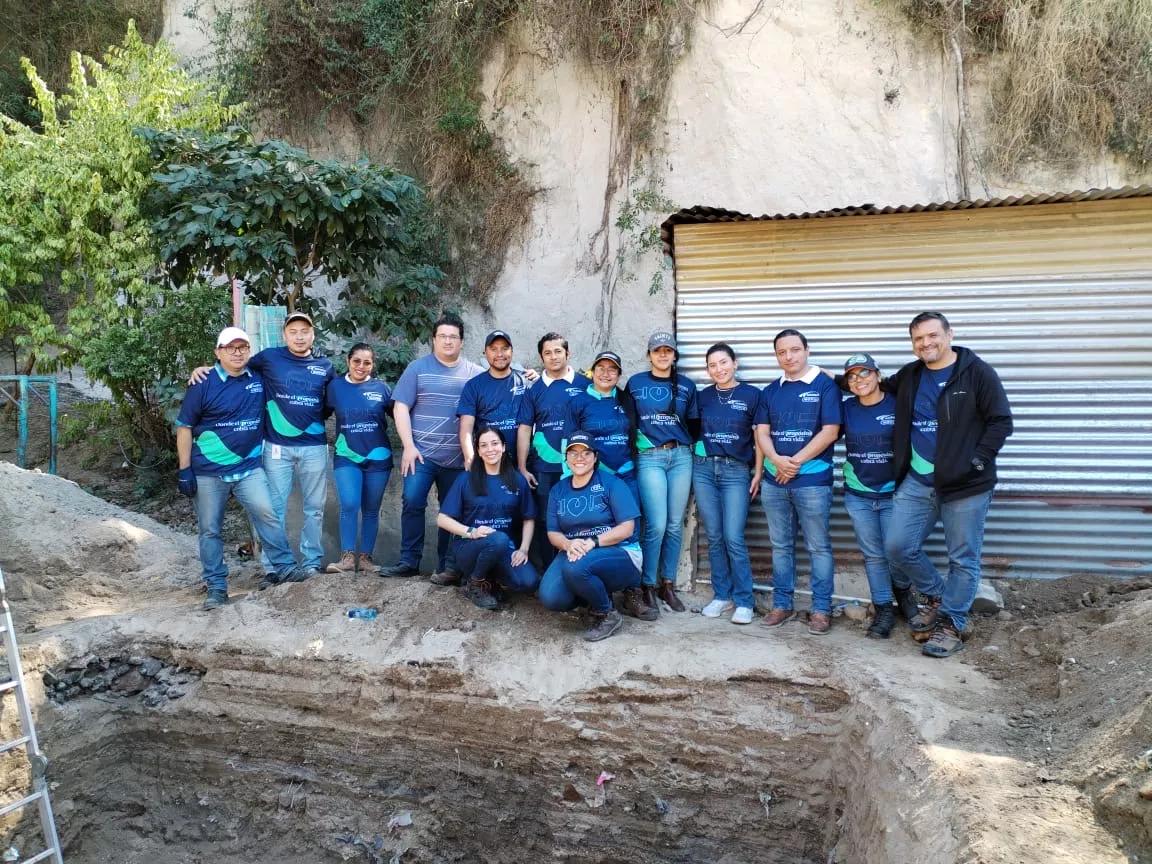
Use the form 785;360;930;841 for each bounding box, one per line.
176;308;1012;657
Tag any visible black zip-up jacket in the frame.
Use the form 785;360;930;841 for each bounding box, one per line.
883;346;1013;502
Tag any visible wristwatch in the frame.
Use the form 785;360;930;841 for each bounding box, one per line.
971;457;986;472
592;535;600;548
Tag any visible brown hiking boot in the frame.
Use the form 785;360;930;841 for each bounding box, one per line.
327;551;357;574
430;568;462;586
357;553;378;575
583;610;623;642
462;578;499;610
618;587;658;621
640;584;661;618
657;579;686;612
807;612;831;635
760;608;797;628
910;596;941;642
921;615;966;657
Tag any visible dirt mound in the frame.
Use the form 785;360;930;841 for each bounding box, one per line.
0;462;200;628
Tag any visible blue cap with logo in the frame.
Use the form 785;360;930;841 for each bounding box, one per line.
565;430;597;453
843;352;880;373
592;350;623;372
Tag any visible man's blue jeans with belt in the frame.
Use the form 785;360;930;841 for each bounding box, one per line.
400;458;463;571
885;477;993;631
759;482;835;614
261;443;328;571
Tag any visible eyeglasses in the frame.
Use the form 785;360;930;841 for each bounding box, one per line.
435;333;462;342
349;358;374;366
846;369;876;381
220;345;250;355
566;449;595;460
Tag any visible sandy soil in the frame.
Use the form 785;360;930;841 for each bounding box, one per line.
0;458;1147;862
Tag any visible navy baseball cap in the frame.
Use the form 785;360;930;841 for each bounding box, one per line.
485;329;513;348
843;352;880;373
592;350;622;371
565;431;596;453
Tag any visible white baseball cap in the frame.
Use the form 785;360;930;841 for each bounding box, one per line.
216;326;252;347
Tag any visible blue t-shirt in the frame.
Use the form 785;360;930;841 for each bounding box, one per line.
910;364;954;486
440;471;536;545
392;353;485;469
517;373;591;475
546;468;641;552
564;387;634;477
176;365;265;478
456;370;528;452
755;369;842;487
842;393;897;498
626;371;699;449
325;376;394;472
247;346;334;448
694;382;761;465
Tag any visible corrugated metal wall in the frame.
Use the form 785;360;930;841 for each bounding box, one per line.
674;199;1152;581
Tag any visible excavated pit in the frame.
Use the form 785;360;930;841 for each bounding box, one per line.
4;640;954;864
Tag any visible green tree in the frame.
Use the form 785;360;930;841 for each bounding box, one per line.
0;23;236;374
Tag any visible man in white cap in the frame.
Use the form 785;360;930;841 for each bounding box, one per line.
176;327;313;609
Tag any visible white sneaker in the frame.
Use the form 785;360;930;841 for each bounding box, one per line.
701;599;735;618
731;606;754;625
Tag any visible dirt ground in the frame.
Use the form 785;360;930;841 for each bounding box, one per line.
0;414;1149;862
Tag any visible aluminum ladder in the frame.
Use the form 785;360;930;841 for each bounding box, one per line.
0;565;63;864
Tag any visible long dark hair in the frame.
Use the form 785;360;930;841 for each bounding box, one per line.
469;425;518;496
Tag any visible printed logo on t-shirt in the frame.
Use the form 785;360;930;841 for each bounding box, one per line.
307;364;328;376
800;390;820;403
363;391;385;403
876;413;896;426
246;381;264;394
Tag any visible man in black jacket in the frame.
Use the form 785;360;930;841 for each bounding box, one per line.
882;312;1013;658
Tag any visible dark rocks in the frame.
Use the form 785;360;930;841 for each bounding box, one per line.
46;653;202;706
110;670;147;695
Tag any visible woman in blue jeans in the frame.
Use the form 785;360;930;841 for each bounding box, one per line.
537;431;648;642
840;352;905;638
324;343;393;574
693;344;763;625
626;331;700;614
436;425;539;610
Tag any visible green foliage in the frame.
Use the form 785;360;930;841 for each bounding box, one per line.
0;0;164;126
141;126;437;312
615;174;675;296
79;281;232;456
0;24;236;373
203;0;700;298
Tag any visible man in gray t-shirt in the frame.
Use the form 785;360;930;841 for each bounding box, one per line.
382;313;484;578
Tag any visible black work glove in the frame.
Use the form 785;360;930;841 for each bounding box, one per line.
177;467;197;497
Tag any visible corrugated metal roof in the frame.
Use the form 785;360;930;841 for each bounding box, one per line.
660;185;1152;256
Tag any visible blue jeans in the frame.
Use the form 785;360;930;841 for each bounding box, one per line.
400;459;464;570
885;478;994;630
843;493;895;605
450;531;540;592
262;444;328;571
760;482;835;614
332;465;391;555
194;469;298;592
538;546;640;614
530;471;561;570
692;455;755;609
637;446;693;586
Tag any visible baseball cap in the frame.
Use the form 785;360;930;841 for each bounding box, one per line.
843;352;880;373
565;431;596;453
284;311;314;327
216;326;251;347
484;329;513;348
592;350;623;372
647;331;678;354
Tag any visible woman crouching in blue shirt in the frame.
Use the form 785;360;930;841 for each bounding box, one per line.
437;425;540;610
325;343;394;575
537;431;649;642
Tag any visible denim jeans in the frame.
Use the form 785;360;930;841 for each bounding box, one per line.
549;546;641;614
400;459;464;571
692;455;755;609
194;469;298;592
843;493;895;605
262;443;328;571
760;482;835;614
332;465;391;555
637;445;693;586
530;470;561;570
885;477;994;630
450;531;540;593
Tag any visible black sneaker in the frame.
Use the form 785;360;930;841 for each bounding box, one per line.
381;562;420;578
203;590;229;610
257;574;280;591
281;566;317;584
582;609;623;642
462;578;499;610
866;603;896;639
618;587;658;621
892;585;920;623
